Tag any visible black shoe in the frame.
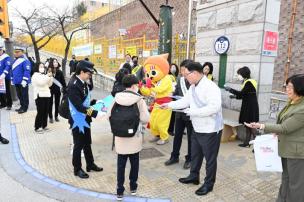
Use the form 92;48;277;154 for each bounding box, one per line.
179;176;200;185
86;164;103;172
195;184;213;196
164;158;179;166
6;106;11;110
0;137;9;144
238;143;250;148
49;118;54;123
18;109;26;114
183;161;191;169
74;169;89;179
55;117;60;122
15;108;21;112
0;105;6;109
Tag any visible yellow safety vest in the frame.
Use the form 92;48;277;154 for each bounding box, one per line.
131;65;142;75
207;74;213;81
242;79;257;91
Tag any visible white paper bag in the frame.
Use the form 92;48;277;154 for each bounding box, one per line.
252;134;282;172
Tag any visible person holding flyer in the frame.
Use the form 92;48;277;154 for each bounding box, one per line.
245;74;304;202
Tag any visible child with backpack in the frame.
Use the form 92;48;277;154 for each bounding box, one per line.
107;75;150;201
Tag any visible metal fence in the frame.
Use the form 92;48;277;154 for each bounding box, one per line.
42;34;196;76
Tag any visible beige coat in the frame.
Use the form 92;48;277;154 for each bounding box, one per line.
107;91;150;154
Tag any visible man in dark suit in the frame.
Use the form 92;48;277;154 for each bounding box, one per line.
67;60;102;179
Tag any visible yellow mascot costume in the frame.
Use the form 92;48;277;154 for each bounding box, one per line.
140;54;173;145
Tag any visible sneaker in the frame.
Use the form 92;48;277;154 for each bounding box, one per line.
35;128;44;133
149;136;160;143
156;139;169;145
130;190;137;196
116;194;123;201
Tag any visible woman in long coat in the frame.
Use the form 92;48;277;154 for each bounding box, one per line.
225;66;259;147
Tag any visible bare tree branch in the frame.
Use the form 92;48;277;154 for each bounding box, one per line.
13;7;59;63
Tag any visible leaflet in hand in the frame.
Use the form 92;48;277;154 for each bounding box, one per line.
92;95;114;112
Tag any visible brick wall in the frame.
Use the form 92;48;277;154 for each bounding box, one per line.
273;0;304;90
90;0;191;40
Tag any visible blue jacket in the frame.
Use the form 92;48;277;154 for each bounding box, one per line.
0;53;12;80
11;55;31;85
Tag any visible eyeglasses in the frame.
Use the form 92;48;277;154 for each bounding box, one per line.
285;85;294;90
184;71;194;77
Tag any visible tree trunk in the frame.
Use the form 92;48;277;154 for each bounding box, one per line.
33;43;41;64
62;40;71;77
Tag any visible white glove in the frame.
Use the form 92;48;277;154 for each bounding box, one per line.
0;73;5;79
11;81;14;86
21;80;27;88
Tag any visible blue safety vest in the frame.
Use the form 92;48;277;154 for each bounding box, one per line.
11;55;31;85
0;53;12;80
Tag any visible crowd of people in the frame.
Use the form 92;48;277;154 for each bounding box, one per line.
1;47;304;202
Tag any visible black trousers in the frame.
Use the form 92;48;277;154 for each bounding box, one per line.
34;97;50;130
171;117;193;162
72;127;94;172
0;78;12;107
117;152;139;195
15;84;29;111
168;112;176;133
190;130;222;188
49;91;61;119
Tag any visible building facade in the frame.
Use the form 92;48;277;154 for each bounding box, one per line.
195;0;281;121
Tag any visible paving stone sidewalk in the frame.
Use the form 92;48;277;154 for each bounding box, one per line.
9;91;281;202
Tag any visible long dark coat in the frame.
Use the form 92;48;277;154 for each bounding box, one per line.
230;80;259;124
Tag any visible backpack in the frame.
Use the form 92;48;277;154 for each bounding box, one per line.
109;91;140;138
58;90;70;119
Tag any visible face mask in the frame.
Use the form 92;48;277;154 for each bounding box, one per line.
237;75;243;81
170;67;176;74
39;68;45;73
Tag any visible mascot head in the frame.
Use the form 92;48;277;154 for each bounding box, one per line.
143;53;169;83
